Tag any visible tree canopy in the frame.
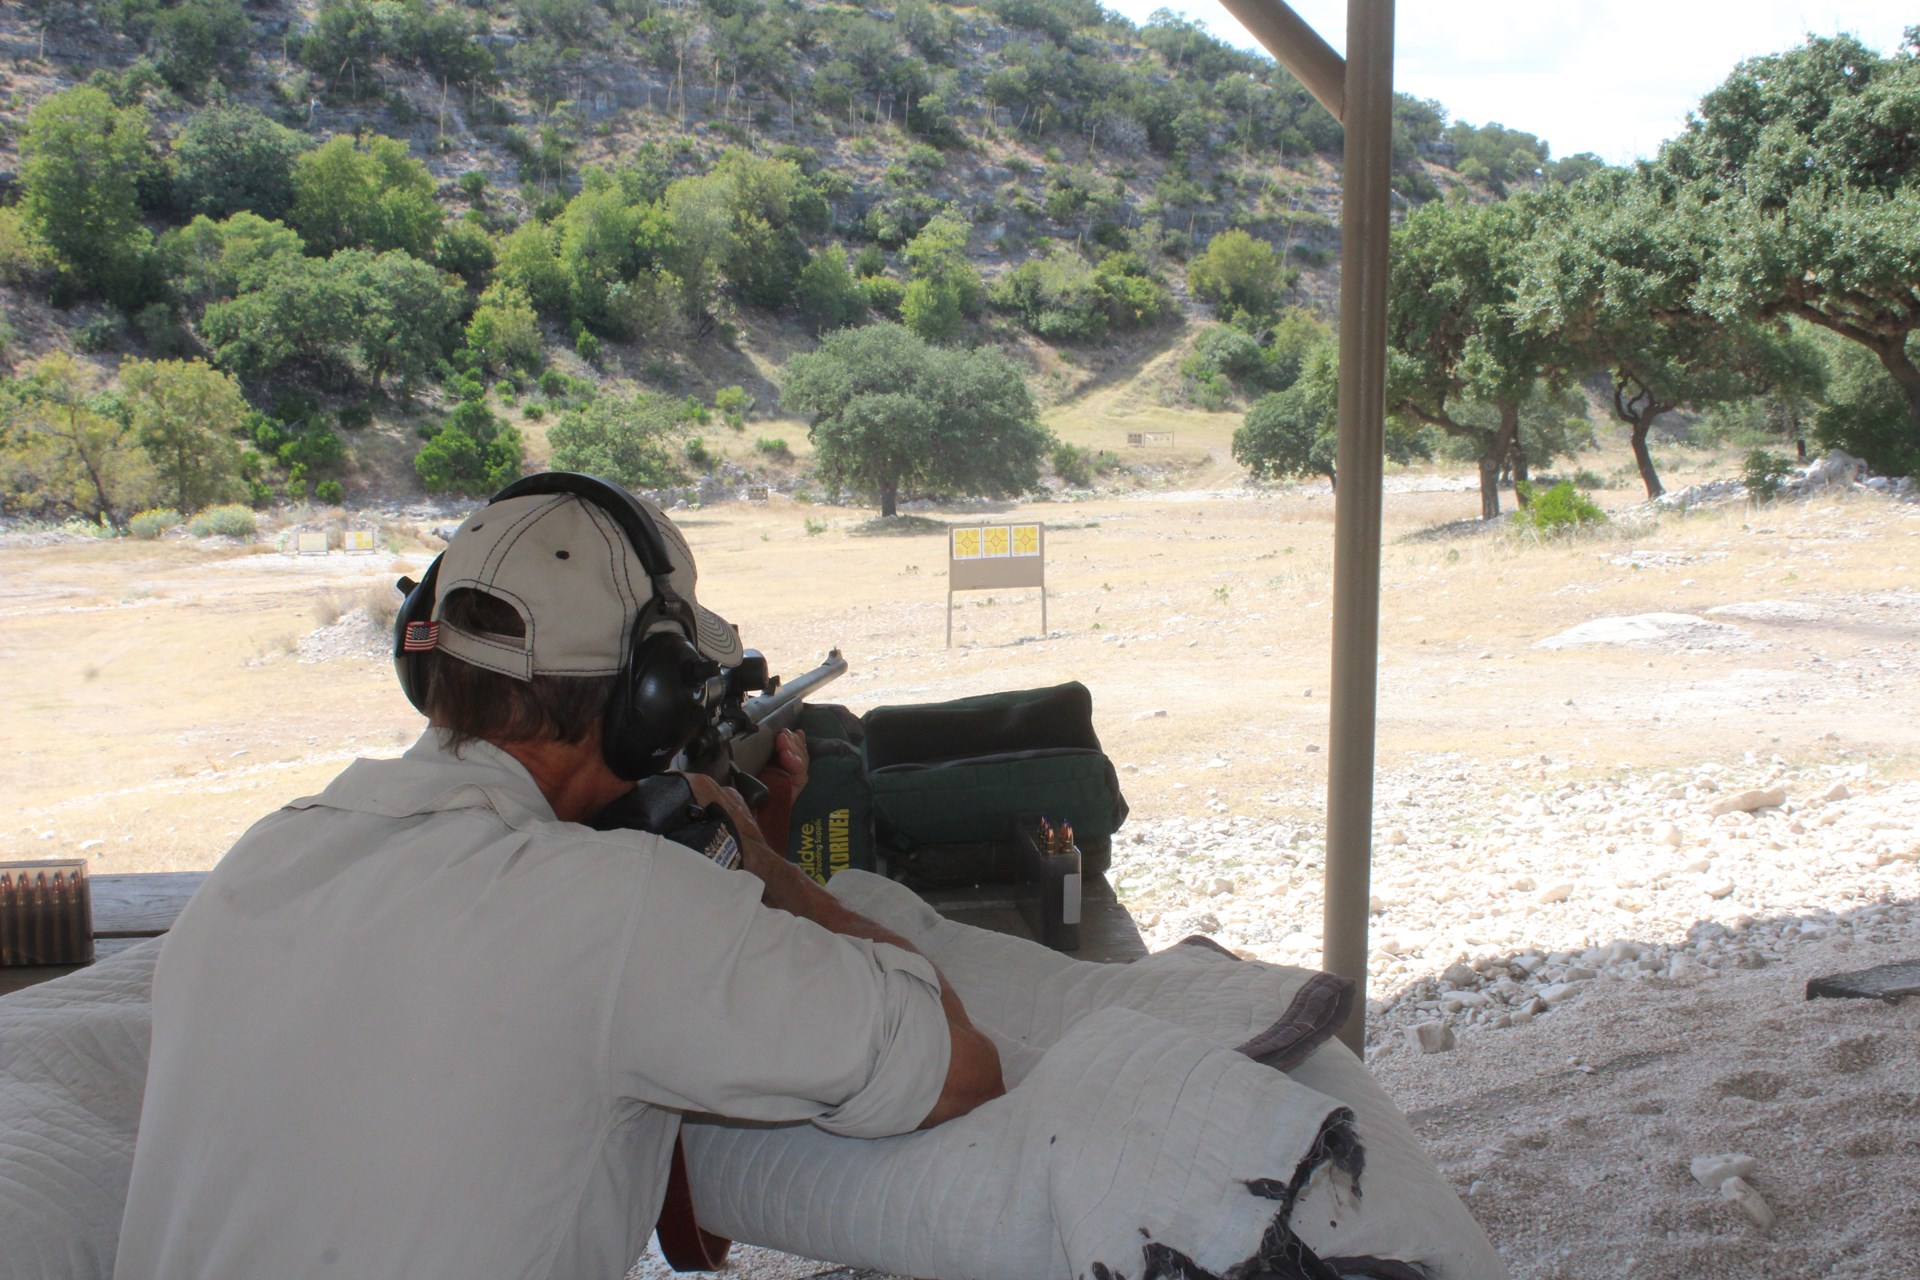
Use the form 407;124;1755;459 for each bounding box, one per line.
1387;192;1571;517
781;323;1051;516
1663;29;1920;468
118;358;248;513
20;87;157;305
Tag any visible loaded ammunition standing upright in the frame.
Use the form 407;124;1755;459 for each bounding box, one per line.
74;866;93;963
49;870;68;963
29;871;48;963
1059;822;1075;854
0;870;13;965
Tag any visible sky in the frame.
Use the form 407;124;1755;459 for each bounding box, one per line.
1102;1;1914;164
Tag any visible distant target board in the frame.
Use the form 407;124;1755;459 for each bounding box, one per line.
343;530;376;552
1127;430;1175;447
294;532;329;556
947;522;1046;646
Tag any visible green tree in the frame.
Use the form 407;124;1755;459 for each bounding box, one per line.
546;392;687;490
1187;228;1292;322
1515;168;1823;499
900;277;963;343
147;0;252;95
1665;30;1920;457
118;358;248;513
902;213;984;315
0;354;158;525
1388;192;1572;518
1235;381;1335;487
328;250;465;392
992;244;1172;342
1235;342;1425;487
781;322;1051;517
19;87;156;304
555;172;677;337
663;170;738;328
170;105;307;222
1810;331;1920;477
661;151;824;321
494;220;571;316
465;282;545;375
163;212;309;307
416;400;522;495
290;134;442;259
794;245;868;334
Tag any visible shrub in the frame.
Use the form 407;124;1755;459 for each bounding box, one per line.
523;403;546;421
1513;481;1606;532
1741;449;1793;503
860;275;907;320
337;402;374;430
1052;441;1094;487
188;503;258;537
314;478;344;503
753;436;790;458
76;315;126;353
574;328;601;363
685;437;714;469
129;508;183;539
1182;324;1265;384
714;385;753;427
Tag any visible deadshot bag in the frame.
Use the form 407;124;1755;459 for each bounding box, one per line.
785;704;876;883
860;682;1128;885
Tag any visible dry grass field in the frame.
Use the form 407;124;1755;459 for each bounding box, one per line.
4;438;1915;876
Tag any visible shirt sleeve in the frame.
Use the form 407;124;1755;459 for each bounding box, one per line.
609;847;951;1139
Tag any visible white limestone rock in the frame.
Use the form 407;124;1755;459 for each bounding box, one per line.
1719;1176;1775;1231
1690;1152;1758;1190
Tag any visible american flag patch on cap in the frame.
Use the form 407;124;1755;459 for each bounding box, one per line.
402;621;441;651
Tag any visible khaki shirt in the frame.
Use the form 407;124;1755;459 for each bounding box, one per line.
116;733;949;1280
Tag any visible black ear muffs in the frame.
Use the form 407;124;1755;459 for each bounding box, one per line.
392;556;444;714
601;629;722;781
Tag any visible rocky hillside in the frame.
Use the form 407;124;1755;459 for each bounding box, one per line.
0;0;1570;510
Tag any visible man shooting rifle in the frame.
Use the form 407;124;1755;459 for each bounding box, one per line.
116;472;1002;1279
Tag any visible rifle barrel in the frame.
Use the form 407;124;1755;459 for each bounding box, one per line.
739;649;847;730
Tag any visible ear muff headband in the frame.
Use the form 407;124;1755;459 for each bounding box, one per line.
390;473;718;780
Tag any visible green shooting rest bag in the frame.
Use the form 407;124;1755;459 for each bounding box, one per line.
861;682;1128;888
785;703;876;884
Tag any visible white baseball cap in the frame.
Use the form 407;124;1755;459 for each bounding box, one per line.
421;491;743;680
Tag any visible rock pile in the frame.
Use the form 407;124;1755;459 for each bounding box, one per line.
1661;449;1916;510
296;606;393;663
1106;755;1920;1052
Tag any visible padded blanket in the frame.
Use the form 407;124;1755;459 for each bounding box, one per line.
0;880;1506;1280
684;873;1507;1280
0;940;158;1280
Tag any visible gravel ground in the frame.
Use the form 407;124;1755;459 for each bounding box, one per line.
629;753;1918;1280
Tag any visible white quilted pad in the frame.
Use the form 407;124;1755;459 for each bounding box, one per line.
0;941;159;1280
0;877;1505;1280
683;872;1507;1279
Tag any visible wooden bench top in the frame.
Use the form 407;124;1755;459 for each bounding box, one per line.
2;869;1144;998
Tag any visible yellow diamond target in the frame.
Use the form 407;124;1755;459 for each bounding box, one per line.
1011;525;1039;556
983;526;1011;557
953;528;982;559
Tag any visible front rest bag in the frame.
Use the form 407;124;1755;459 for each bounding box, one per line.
862;683;1127;885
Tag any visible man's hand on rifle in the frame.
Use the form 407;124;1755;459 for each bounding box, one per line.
772;728;809;794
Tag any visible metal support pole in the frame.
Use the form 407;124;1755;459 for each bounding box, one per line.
1216;0;1346;120
1323;0;1395;1056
